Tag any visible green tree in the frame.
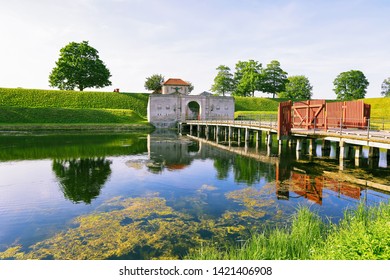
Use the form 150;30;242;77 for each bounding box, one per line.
333;70;369;100
49;41;112;91
52;157;112;204
233;60;263;97
144;74;164;93
279;75;313;99
261;60;288;98
381;77;390;97
187;81;194;93
211;65;234;96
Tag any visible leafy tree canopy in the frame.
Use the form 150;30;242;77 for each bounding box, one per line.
261;60;288;98
333;70;369;100
49;41;112;91
279;75;313;100
211;65;234;96
381;77;390;97
187;81;194;93
233;60;263;97
144;74;165;93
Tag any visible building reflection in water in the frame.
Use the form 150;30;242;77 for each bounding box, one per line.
127;130;390;205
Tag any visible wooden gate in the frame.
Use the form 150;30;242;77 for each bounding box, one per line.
292;100;325;129
277;101;292;139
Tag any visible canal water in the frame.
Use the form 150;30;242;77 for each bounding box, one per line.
0;131;389;260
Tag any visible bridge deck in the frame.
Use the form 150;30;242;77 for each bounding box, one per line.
182;120;390;149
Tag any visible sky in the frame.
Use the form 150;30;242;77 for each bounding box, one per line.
0;0;389;99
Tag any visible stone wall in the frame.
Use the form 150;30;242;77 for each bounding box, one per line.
148;94;235;128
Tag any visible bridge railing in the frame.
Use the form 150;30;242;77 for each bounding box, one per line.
184;114;278;129
298;116;390;140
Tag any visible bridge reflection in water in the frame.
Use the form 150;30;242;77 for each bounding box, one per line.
181;132;390;205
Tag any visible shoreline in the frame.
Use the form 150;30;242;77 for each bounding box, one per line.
0;123;155;134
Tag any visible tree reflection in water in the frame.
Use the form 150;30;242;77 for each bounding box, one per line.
52;157;112;204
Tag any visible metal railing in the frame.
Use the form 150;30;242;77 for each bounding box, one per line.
184;114;278;129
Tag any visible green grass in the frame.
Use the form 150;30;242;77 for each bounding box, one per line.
234;97;280;112
187;202;390;260
234;111;277;119
0;88;149;117
0;107;146;124
0;88;151;130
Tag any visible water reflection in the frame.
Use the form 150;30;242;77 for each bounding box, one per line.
0;131;389;260
52;158;112;204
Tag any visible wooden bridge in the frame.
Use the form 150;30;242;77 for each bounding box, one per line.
179;99;390;168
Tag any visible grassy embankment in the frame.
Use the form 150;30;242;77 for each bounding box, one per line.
187;202;390;260
1;88;389;130
0;88;152;131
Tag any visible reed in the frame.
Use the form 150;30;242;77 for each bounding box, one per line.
187;202;390;260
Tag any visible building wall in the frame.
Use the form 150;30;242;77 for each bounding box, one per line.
148;94;235;128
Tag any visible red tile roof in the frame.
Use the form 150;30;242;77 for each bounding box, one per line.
163;78;190;86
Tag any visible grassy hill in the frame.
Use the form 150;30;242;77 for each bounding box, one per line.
0;88;151;130
0;87;388;130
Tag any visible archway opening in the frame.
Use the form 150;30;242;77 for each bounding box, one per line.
187;101;200;120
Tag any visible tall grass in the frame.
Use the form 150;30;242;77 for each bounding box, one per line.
187;202;390;260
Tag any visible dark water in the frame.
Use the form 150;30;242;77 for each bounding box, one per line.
0;131;389;260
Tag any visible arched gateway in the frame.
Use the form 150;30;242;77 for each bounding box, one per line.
147;91;234;128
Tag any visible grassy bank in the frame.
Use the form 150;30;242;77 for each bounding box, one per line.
187;202;390;260
1;88;389;130
0;88;149;117
0;88;151;131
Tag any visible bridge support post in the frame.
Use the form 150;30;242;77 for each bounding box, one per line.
315;139;323;157
339;141;350;160
330;142;337;159
308;139;314;156
266;132;272;146
205;126;209;140
189;124;192;135
225;127;228;142
178;123;182;136
216;126;219;144
355;146;362;166
278;139;282;156
197;125;200;137
245;128;249;143
296;138;303;151
238;129;241;146
379;148;388;168
255;131;260;150
228;126;232;147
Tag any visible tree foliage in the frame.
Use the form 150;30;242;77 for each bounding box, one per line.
211;65;234;96
333;70;369;100
381;77;390;97
49;41;112;91
187;81;194;93
261;60;288;98
144;74;164;93
233;60;263;97
279;75;313;99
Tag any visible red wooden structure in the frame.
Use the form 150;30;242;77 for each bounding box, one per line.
277;101;292;139
325;100;370;129
292;100;326;129
277;99;371;136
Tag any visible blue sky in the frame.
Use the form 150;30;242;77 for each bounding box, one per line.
1;0;389;98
